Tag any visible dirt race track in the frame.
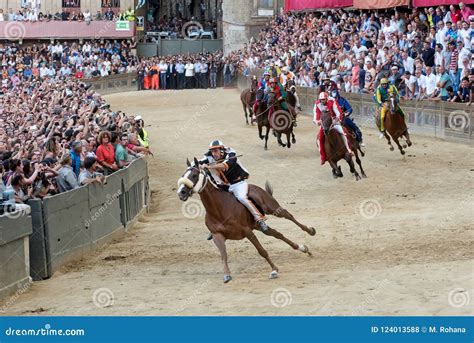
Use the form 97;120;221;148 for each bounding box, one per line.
2;88;473;316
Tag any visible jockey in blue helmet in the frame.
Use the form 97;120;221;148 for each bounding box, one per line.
331;89;365;146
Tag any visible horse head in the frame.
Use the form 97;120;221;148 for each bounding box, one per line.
389;92;397;114
267;91;278;108
251;78;258;92
177;158;208;201
320;109;333;135
256;89;265;102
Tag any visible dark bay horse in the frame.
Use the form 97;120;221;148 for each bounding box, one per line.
240;78;258;125
320;110;365;180
267;92;296;148
381;93;412;155
177;158;316;283
254;89;270;150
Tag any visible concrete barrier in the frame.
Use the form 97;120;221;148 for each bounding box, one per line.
29;158;149;280
0;210;33;301
237;73;474;145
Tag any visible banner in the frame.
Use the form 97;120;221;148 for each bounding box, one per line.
353;0;409;9
115;21;130;31
412;0;474;6
284;0;353;11
0;317;472;342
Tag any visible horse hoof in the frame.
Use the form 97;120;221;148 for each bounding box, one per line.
356;175;361;181
362;173;368;178
269;270;279;279
403;144;407;148
287;144;291;149
308;227;316;236
333;174;338;179
298;243;309;253
264;146;268;150
400;150;405;155
292;138;296;144
223;275;232;283
407;141;412;147
389;146;394;151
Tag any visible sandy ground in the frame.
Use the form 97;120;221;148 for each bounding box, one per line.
1;88;473;316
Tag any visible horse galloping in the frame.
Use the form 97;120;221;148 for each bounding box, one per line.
381;93;412;155
254;89;271;150
240;77;258;125
177;158;316;283
267;92;296;148
320;110;363;180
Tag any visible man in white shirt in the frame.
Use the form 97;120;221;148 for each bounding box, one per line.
352;40;368;59
423;66;437;98
158;59;168;89
184;60;194;89
414;69;426;100
434;43;444;67
402;51;414;74
435;21;448;49
175;58;185;89
100;65;109;77
200;58;208;89
193;60;202;88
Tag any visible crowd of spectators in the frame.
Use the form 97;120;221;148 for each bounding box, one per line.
0;39;152;208
136;52;239;90
0;7;135;22
234;3;474;103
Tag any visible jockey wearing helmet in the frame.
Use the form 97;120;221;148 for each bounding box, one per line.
375;77;405;138
280;66;295;87
331;89;365;146
313;92;353;165
252;71;272;117
267;77;288;128
199;140;268;233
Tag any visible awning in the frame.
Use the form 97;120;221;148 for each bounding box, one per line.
353;0;409;9
284;0;353;11
412;0;474;7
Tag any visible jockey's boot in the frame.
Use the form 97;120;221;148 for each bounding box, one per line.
379;131;385;139
256;219;268;232
342;134;353;155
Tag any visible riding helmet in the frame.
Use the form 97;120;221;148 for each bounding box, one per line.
380;78;389;84
209;140;224;150
319;92;329;100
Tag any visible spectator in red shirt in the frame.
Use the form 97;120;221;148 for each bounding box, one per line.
96;130;118;174
449;4;463;24
74;67;84;79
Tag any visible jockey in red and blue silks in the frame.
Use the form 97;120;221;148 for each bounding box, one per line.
331;90;365;146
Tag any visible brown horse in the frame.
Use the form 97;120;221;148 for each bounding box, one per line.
381;93;412;155
267;92;296;148
240;78;258;125
320;110;364;180
254;89;271;150
177;158;316;283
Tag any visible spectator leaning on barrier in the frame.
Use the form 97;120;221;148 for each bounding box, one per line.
79;156;104;186
56;154;79;193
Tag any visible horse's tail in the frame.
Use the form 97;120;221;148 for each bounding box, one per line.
265;181;273;196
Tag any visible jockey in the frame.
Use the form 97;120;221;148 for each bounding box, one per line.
267;77;288;128
331;90;365;146
375;78;405;138
280;66;295;87
320;77;338;93
313;92;353;165
252;72;271;117
199;140;268;234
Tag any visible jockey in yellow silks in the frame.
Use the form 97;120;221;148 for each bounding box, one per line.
375;78;405;138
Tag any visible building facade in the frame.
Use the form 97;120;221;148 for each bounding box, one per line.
222;0;283;55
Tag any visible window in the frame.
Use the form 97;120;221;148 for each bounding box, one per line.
257;0;274;16
62;0;80;8
102;0;120;7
